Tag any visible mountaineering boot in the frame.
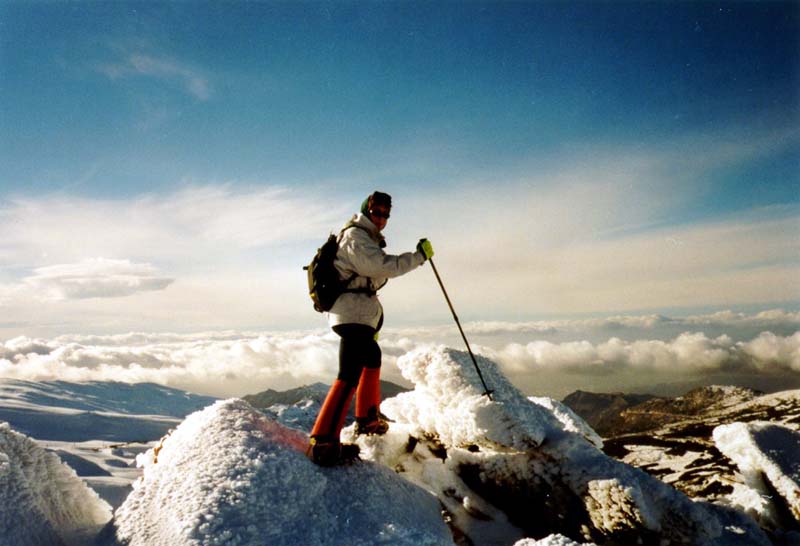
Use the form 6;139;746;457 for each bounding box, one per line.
337;442;360;465
308;380;357;466
306;437;360;466
355;367;389;435
355;410;390;436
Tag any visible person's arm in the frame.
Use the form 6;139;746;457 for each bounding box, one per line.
344;229;425;279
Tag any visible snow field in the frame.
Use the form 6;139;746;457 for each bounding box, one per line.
513;534;596;546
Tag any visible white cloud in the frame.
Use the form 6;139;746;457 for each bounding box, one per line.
384;205;800;321
0;184;351;335
488;332;745;374
23;258;173;300
0;123;797;336
0;184;346;266
151;184;344;249
98;52;211;100
383;123;800;319
741;332;800;372
1;181;796;338
0;310;796;398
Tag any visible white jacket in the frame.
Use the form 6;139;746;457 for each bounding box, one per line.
328;213;425;328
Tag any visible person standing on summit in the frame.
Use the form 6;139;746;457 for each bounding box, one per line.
307;191;434;466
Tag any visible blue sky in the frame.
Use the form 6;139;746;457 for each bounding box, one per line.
0;1;798;338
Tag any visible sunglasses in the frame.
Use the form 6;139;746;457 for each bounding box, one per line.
369;209;390;219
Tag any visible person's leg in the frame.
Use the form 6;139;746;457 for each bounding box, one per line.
355;365;388;435
326;323;386;433
307;324;371;465
307;378;358;466
347;323;387;435
309;379;356;443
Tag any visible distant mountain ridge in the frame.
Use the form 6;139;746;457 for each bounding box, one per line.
560;390;658;436
0;378;217;417
243;380;409;408
563;385;763;437
243;380;411;432
610;385;762;435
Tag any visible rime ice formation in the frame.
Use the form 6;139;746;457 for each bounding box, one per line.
100;399;452;546
0;422;112;546
349;347;772;546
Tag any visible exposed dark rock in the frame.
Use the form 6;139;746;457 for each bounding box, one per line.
561;390;658;436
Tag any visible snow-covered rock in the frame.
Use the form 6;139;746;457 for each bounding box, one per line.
356;346;772;546
514;534;595;546
384;346;561;449
0;422;112;546
100;398;453;546
528;396;603;449
713;421;800;529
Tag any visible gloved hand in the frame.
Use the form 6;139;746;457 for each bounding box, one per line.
417;238;434;261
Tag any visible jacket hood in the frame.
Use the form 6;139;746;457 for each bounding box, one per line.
350;213;385;246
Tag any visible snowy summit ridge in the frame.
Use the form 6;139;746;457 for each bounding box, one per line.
4;346;796;545
95;346;774;546
102;398;451;546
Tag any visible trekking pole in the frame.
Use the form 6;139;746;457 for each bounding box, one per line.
428;258;493;400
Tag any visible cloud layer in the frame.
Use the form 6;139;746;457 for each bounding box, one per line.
458;309;800;342
0;310;796;399
486;332;800;375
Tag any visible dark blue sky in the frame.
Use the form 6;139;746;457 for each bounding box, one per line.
1;1;797;209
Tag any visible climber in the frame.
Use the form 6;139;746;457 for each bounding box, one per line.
307;191;434;466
